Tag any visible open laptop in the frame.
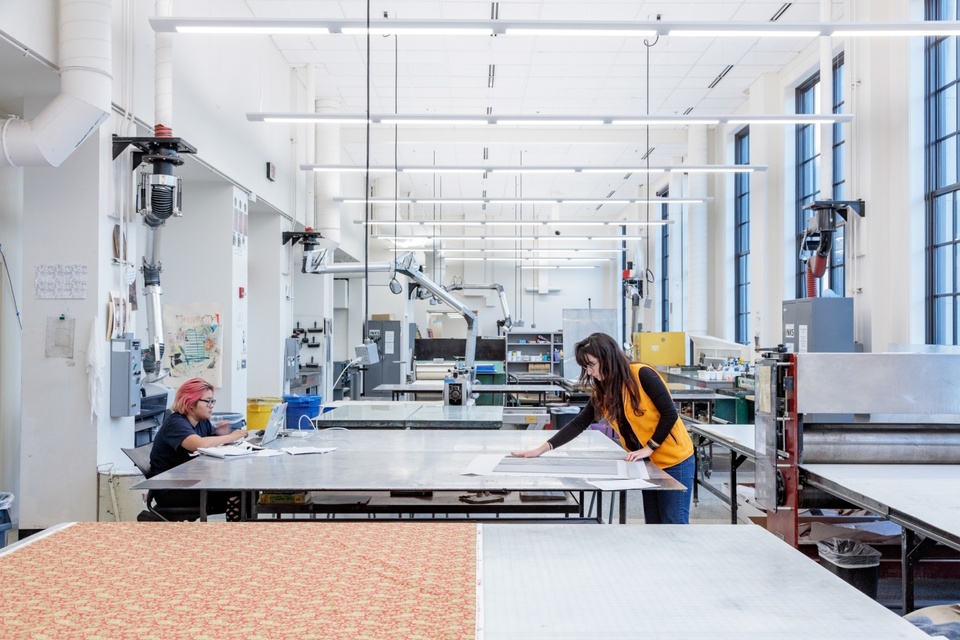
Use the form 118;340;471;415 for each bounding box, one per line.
248;403;287;447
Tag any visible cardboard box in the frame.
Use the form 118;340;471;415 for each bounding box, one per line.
528;363;551;372
259;492;312;505
370;313;397;321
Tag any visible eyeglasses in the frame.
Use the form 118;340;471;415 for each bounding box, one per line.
197;398;217;407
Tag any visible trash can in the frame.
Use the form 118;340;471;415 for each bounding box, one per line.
817;538;882;599
283;394;323;429
550;406;581;431
247;397;283;431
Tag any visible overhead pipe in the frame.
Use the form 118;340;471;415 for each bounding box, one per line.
0;0;112;168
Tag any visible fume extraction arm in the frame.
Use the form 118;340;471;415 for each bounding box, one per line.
799;200;864;297
283;233;479;376
443;277;513;334
113;132;197;382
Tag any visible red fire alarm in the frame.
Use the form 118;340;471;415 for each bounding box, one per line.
239;286;245;299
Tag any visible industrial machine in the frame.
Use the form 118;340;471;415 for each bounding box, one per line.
443;277;513;334
799;199;864;297
754;349;960;547
284;236;480;384
112;132;197;423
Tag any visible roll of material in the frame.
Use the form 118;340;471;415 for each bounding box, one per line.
802;427;960;464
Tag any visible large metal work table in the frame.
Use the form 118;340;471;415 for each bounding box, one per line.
312;401;503;429
686;421;756;523
482;523;928;639
135;430;681;522
802;463;960;611
1;522;928;639
375;381;564;405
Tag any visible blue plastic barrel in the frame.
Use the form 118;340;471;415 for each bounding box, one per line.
283;394;323;429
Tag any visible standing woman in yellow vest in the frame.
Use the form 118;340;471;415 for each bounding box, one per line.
512;332;695;523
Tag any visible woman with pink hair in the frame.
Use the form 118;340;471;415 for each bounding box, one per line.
148;377;247;521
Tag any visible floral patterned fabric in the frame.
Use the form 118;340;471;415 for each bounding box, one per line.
0;521;476;639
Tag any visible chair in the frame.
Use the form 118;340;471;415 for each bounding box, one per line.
121;444;201;522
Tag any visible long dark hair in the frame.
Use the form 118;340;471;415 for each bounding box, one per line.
575;332;642;421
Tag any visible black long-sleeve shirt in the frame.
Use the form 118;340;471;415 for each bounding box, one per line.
548;367;679;451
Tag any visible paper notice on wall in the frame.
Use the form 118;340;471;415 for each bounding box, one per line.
35;264;87;299
798;325;808;353
385;331;395;356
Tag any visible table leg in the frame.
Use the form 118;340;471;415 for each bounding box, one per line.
200;491;208;522
730;453;746;524
619;490;627;524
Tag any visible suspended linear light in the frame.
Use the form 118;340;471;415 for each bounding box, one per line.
253;112;852;126
358;219;671;227
338;197;708;205
151;17;960;38
302;164;765;174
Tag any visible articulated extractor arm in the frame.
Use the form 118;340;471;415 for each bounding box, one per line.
300;250;478;376
113;135;196;383
443;278;513;333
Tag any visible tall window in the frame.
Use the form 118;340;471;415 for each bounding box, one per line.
926;0;960;345
659;187;670;331
829;53;847;295
734;128;751;344
795;74;821;297
794;58;846;298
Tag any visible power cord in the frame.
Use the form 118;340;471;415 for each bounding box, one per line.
0;243;23;330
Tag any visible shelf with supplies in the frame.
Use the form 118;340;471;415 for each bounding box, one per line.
504;331;563;380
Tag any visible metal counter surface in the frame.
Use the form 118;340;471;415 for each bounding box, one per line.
802;463;960;551
688;422;757;459
480;524;930;639
136;429;681;494
311;402;503;428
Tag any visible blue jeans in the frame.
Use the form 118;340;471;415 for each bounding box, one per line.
640;454;694;524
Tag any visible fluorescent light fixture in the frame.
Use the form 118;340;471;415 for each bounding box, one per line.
454;257;608;262
378;234;649;241
251;113;370;124
503;28;657;37
611;118;720;126
256;112;852;126
439;248;625;253
495;118;606;126
338;197;708;205
152;17;960;39
302;164;766;174
312;166;396;174
359;219;671;227
379;117;489;126
579;168;664;174
341;27;493;36
486;168;578;174
669;29;819;38
401;168;487;174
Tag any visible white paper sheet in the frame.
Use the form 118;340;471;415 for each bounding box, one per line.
586;478;656;490
463;454;628;479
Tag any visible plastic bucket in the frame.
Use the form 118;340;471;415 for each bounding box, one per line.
247;397;283;431
283;394;323;429
211;412;246;431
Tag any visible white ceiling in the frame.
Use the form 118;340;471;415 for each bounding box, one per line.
0;1;841;228
237;0;835;222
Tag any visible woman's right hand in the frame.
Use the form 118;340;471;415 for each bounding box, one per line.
511;442;551;458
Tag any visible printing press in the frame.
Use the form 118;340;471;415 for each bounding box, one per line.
754;350;960;546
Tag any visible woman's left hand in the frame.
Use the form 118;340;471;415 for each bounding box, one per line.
625;447;652;462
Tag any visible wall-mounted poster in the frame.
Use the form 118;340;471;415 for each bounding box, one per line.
162;303;224;388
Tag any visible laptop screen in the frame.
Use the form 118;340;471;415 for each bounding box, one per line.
260;403;287;446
